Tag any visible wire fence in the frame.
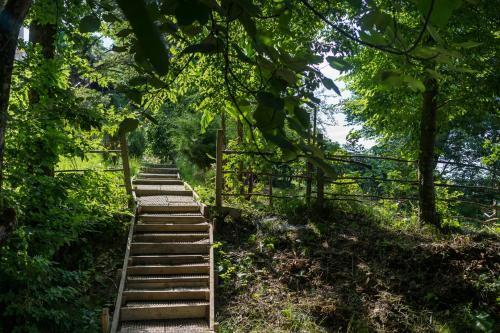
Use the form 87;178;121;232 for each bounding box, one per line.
215;130;499;223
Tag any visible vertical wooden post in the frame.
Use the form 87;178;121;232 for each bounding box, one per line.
215;129;224;208
268;174;273;207
306;162;313;207
246;168;253;200
120;132;133;207
316;133;324;209
237;119;244;193
101;308;109;333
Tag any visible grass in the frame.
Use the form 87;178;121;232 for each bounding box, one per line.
214;202;499;333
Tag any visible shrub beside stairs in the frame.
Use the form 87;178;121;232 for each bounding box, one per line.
110;164;215;333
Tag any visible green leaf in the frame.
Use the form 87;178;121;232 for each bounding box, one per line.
360;11;391;31
256;92;284;110
453;41;482;49
403;76;425;92
359;30;388;45
129;76;148;86
79;15;101;33
119;118;139;134
275;68;297;85
292;106;310;128
102;13;118;23
326;56;349;72
322;77;341;95
116;0;170;75
175;0;210;26
261;130;297;154
379;70;404;86
253;104;285;130
116;28;133;38
112;45;128;52
125;89;142;104
415;0;462;28
182;35;221;54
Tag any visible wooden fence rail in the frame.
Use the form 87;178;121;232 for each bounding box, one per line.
215;129;498;215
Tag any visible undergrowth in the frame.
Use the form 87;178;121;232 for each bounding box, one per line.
214;201;499;332
0;172;130;332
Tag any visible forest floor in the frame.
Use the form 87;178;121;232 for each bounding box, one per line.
214;205;499;333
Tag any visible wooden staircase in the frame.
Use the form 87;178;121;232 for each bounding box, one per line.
111;164;215;333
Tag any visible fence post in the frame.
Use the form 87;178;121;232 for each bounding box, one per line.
268;174;273;208
316;134;324;209
215;129;224;208
119;132;133;207
101;308;109;333
306;161;313;207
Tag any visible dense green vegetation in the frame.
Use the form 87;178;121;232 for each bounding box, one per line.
0;0;498;332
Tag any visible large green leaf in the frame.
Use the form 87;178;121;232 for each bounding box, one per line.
182;35;221;54
116;0;170;75
175;0;210;25
326;56;350;72
322;77;341;95
79;15;101;33
257;92;284;110
253;104;285;130
415;0;462;28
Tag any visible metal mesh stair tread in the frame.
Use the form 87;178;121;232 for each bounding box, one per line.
134;232;208;236
132;240;210;245
139;213;204;217
129;263;208;268
134;185;187;190
128;274;209;280
125;300;209;307
139;196;198;205
126;287;209;292
119;319;209;332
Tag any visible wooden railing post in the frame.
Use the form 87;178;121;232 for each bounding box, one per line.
268;174;273;207
215;129;224;208
316;134;324;209
101;308;109;333
306;161;313;207
119;132;133;207
118;118;138;208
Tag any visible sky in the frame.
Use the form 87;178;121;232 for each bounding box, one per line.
319;59;376;148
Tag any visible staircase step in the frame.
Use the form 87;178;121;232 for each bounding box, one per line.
124;287;209;302
142;163;176;168
135;188;193;197
140;205;201;214
134;233;209;242
133;179;184;185
130;242;210;255
128;263;209;275
139;214;206;223
137;173;178;179
119;319;210;332
141;167;178;174
120;301;209;321
129;255;208;265
127;275;209;289
135;223;209;232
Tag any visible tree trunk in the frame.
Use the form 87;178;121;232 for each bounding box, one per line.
0;0;33;205
418;76;439;227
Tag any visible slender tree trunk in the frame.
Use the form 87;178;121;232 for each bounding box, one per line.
418;76;439;227
0;0;32;205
